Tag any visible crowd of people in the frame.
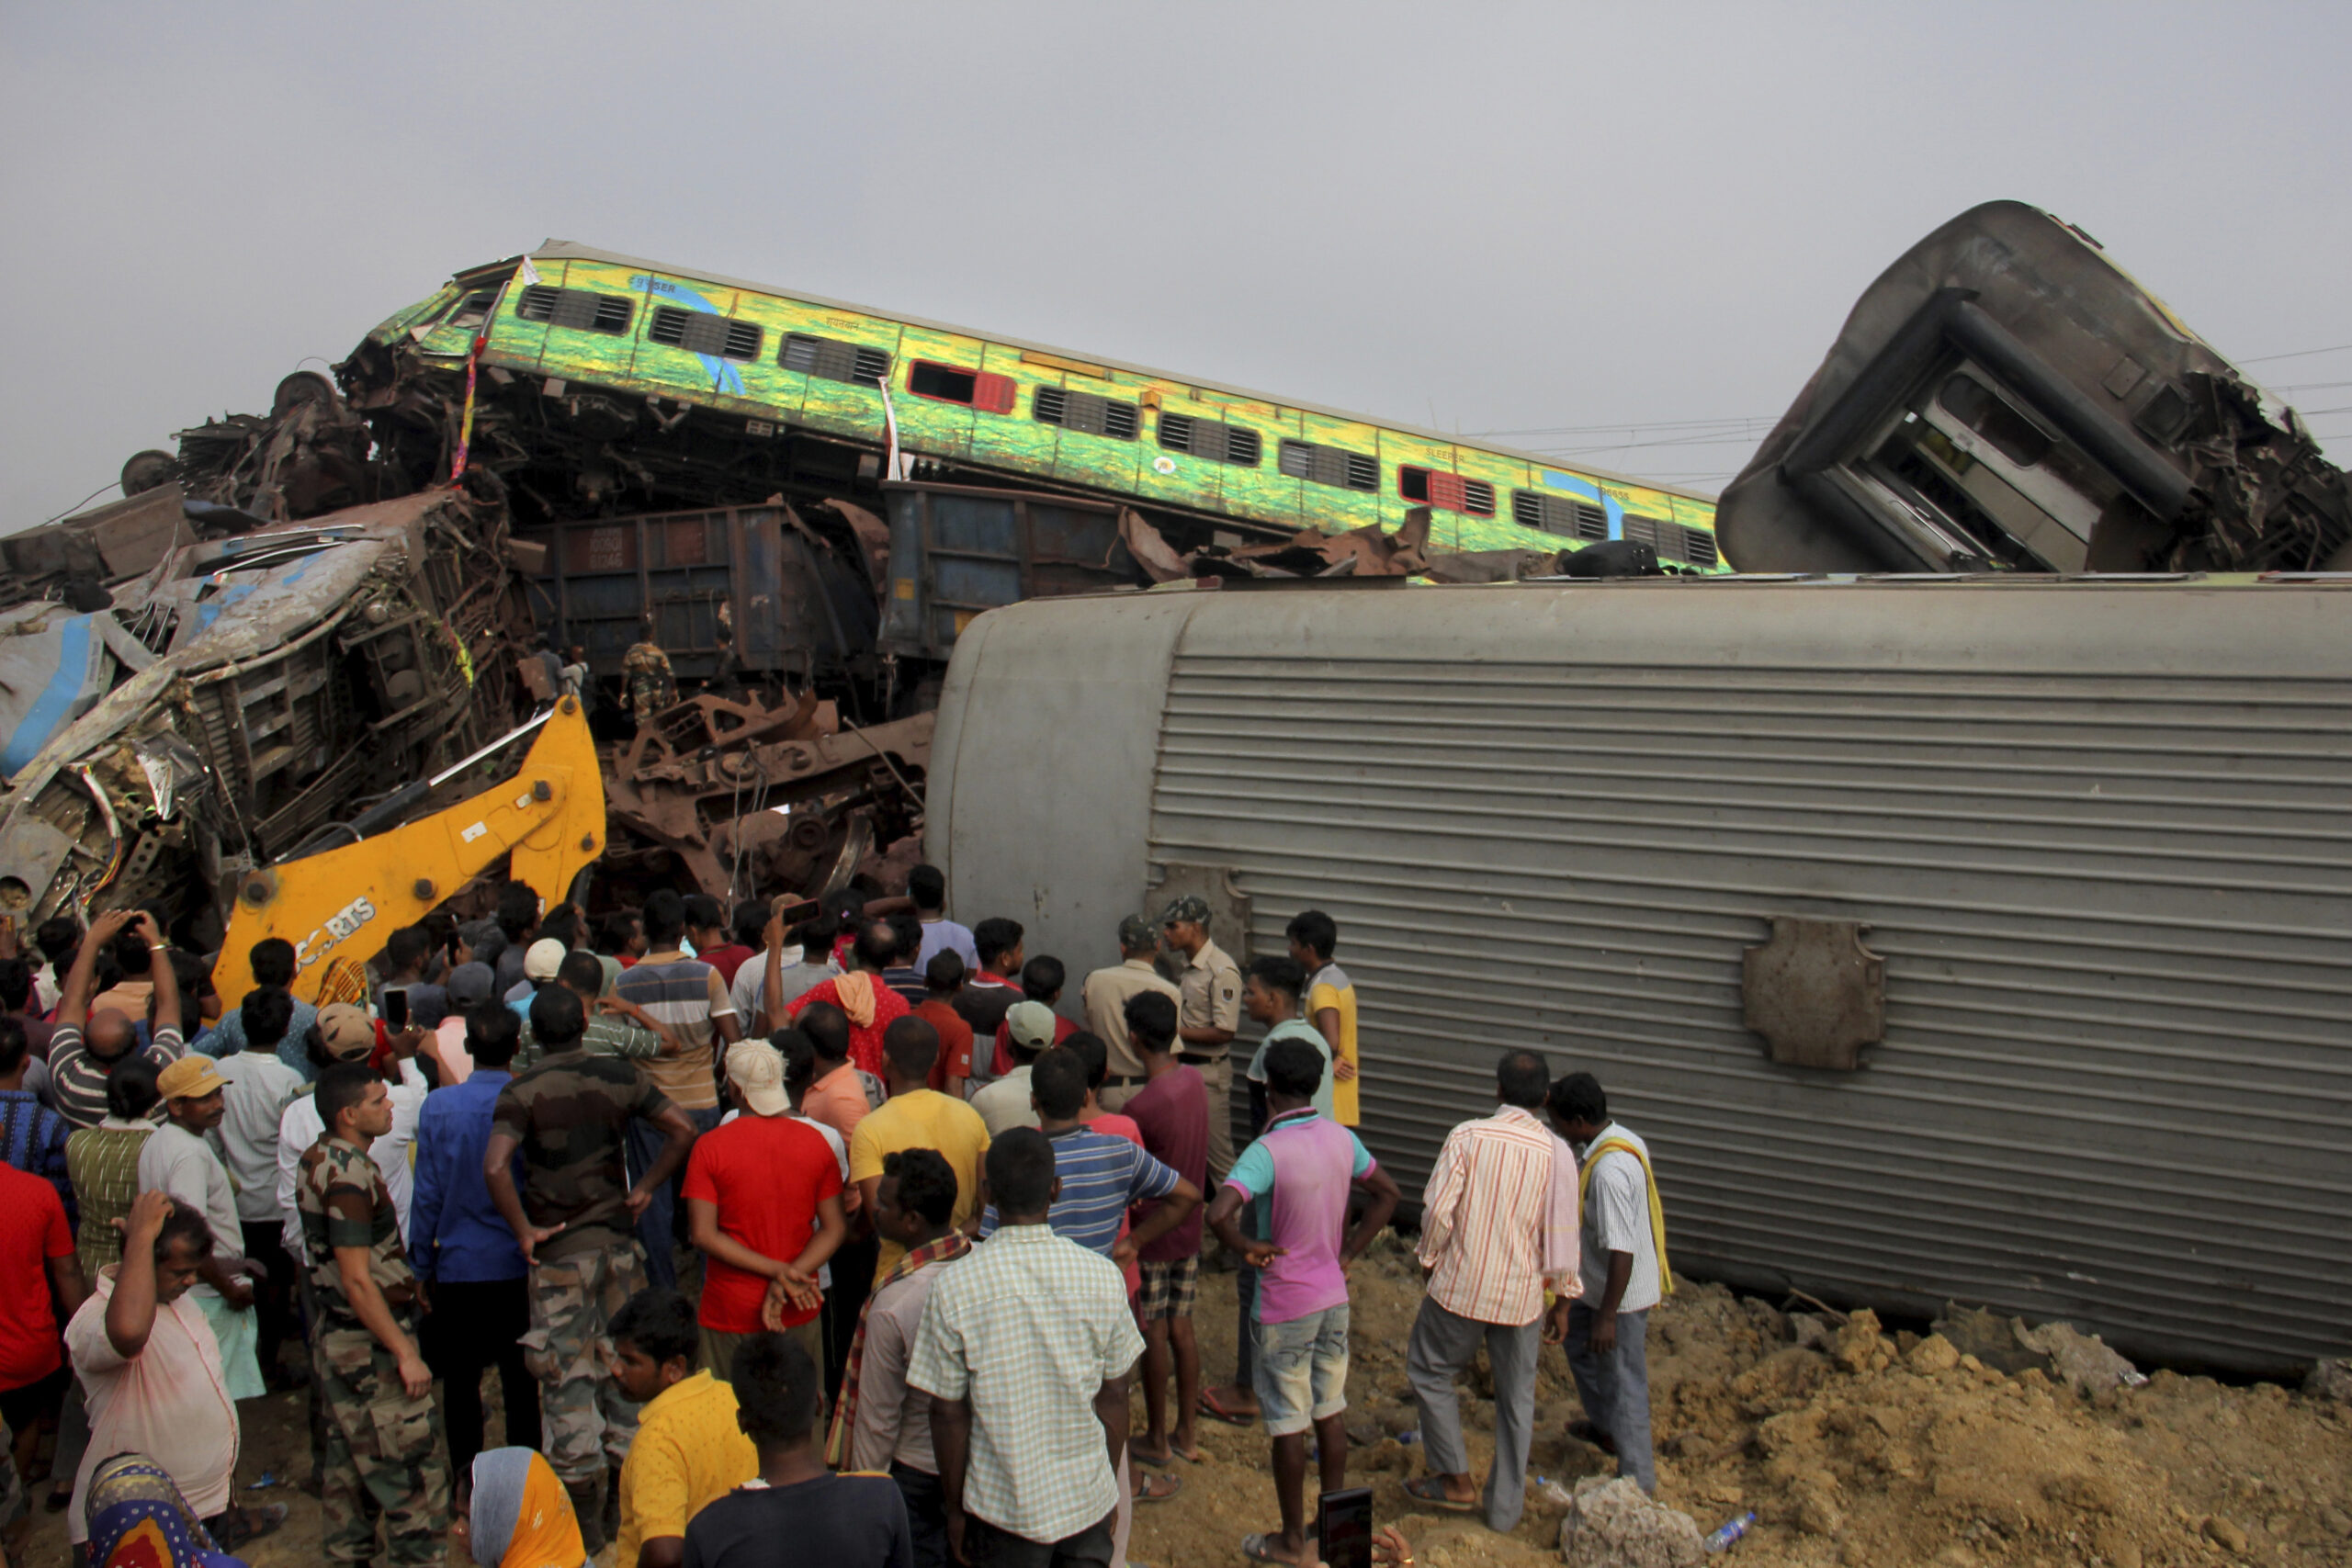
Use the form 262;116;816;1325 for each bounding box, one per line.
0;866;1670;1568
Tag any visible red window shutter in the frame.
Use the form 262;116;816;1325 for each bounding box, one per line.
974;372;1017;414
1426;471;1467;513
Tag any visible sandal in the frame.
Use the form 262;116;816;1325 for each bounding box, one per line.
1197;1388;1258;1427
1403;1476;1477;1513
1133;1470;1182;1504
1241;1532;1310;1563
209;1503;288;1551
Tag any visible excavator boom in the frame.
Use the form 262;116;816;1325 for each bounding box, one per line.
215;695;605;1008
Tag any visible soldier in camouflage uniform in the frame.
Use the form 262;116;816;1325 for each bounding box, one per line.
623;619;676;728
296;1064;450;1568
483;986;699;1551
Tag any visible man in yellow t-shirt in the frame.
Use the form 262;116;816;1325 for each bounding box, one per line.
848;1016;990;1283
607;1287;757;1567
1286;910;1360;1126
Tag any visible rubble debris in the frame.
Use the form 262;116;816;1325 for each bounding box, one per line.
598;687;931;905
2309;1358;2352;1406
1176;507;1582;584
2016;1320;2148;1394
1929;1303;2055;1379
1717;200;2352;575
1556;1477;1705;1568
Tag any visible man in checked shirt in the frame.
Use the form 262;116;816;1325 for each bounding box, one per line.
1402;1050;1581;1533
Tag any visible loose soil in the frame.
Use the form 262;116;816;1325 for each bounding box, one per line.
17;1236;2352;1566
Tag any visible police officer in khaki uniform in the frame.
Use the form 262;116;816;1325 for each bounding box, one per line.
1083;915;1182;1115
1160;897;1242;1184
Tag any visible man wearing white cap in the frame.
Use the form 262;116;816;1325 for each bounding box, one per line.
969;1001;1057;1139
138;1055;266;1399
507;939;571;1023
681;1043;847;1379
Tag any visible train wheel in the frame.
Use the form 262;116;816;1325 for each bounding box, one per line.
119;449;175;496
272;370;338;420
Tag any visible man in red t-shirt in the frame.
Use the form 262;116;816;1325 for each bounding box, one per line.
682;1042;847;1379
912;953;978;1098
0;1159;85;1490
787;923;910;1078
690;899;763;991
949;919;1023;1091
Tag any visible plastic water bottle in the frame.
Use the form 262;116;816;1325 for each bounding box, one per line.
1704;1512;1757;1552
1532;1475;1574;1506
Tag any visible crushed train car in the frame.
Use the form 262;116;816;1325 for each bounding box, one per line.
0;487;537;942
1715;200;2352;574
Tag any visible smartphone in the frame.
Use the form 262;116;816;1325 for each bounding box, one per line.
1317;1486;1374;1568
381;985;410;1031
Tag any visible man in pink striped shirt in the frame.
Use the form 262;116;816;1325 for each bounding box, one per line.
1402;1050;1580;1532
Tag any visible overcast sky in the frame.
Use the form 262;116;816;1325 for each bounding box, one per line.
4;3;2346;531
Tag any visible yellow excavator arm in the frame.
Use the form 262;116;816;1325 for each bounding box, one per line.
215;695;605;1009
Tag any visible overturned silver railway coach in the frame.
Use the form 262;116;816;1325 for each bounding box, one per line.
925;575;2351;1376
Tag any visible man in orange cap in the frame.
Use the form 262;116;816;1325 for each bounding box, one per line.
139;1055;266;1398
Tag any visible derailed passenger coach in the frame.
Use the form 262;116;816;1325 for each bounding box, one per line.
1714;202;2352;577
924;574;2352;1377
336;244;1728;578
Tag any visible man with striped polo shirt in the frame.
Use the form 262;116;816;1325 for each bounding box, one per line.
613;890;741;1288
1404;1049;1581;1533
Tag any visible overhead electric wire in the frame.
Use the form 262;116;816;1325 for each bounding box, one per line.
2240;343;2352;364
38;480;123;527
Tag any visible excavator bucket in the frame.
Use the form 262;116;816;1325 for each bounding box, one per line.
214;695;605;1008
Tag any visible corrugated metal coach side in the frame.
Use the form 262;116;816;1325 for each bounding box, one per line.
924;575;2351;1376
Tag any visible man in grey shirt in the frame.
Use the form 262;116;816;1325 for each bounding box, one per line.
733;917;840;1033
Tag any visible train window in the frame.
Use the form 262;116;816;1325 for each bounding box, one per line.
515;285;634;335
1158;412;1261;467
780;333;890;385
1510;491;1609;540
1938;375;2052;468
448;290;498;330
1034;386;1140;440
1623;513;1706;563
910;361;1017;413
648;307;763;361
1278;439;1378;491
1398;466;1495;516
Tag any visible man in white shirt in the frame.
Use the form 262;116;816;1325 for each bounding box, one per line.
1548;1071;1668;1495
968;1002;1054;1138
214;987;306;1388
138;1056;266;1400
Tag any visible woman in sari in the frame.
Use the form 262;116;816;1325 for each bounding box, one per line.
81;1454;243;1568
453;1449;587;1568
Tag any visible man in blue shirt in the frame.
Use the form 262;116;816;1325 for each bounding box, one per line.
978;1047;1201;1262
409;1007;541;1477
197;938;319;1080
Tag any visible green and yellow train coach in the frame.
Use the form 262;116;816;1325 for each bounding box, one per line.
363;243;1724;569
